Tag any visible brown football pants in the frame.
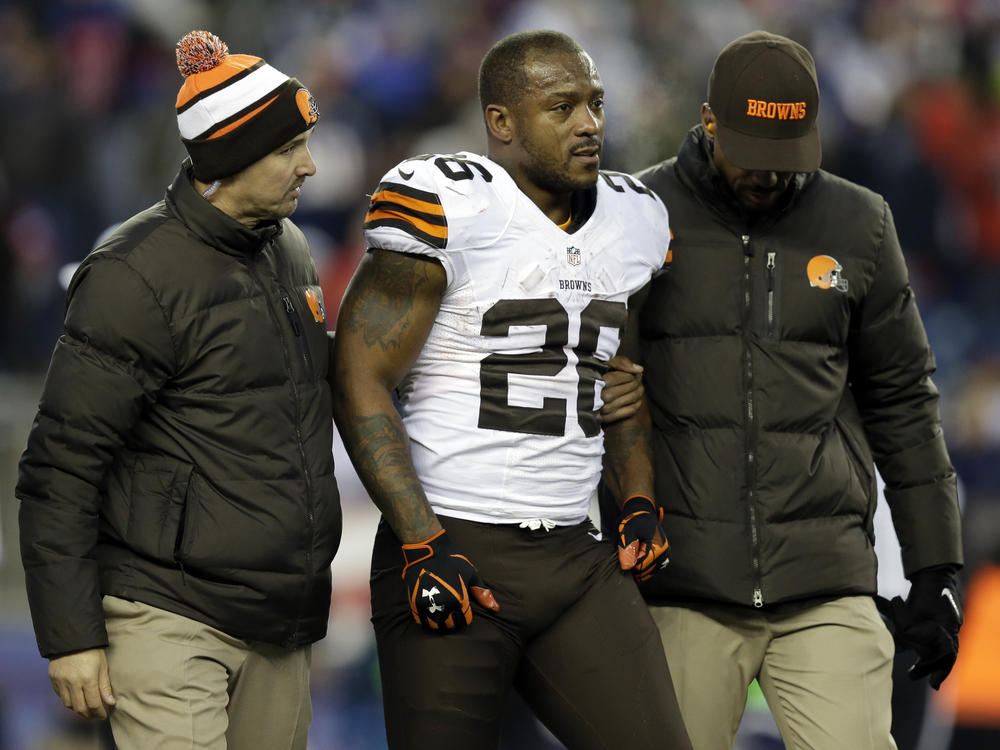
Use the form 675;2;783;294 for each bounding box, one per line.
370;516;693;750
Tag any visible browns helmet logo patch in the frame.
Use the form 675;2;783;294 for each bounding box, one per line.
295;88;320;126
304;288;325;323
806;255;848;293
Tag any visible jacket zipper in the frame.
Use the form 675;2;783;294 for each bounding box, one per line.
766;252;776;339
742;234;764;608
275;286;316;645
250;254;317;643
282;290;314;378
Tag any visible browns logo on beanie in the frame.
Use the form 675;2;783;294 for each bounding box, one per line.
175;30;319;181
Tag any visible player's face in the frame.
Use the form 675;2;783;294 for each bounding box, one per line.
712;134;792;214
512;50;605;196
220;129;317;226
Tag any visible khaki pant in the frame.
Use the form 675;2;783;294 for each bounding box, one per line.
650;595;896;750
103;596;312;750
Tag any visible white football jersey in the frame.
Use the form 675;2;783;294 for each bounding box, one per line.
364;152;669;525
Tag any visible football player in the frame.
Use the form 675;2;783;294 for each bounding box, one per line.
332;30;691;750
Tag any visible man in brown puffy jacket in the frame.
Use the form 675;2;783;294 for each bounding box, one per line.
17;30;340;750
606;30;963;750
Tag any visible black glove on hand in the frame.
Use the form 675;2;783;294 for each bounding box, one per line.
617;495;669;577
876;565;963;690
401;529;499;633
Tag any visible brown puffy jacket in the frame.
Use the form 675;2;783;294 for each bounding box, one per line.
18;163;341;657
633;127;961;608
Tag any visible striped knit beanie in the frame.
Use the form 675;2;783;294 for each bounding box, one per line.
175;31;319;181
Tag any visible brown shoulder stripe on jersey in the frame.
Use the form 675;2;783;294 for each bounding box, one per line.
364;181;448;249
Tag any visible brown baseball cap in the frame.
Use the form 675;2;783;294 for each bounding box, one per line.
708;30;821;173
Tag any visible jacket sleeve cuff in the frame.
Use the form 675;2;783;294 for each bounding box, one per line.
25;561;108;659
884;477;963;577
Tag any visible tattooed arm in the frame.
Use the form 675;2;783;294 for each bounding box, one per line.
331;249;446;543
602;282;654;504
602;282;669;574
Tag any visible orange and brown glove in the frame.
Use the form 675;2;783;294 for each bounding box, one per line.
401;529;499;633
617;495;670;580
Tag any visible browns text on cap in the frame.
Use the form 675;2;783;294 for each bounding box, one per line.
708;30;821;173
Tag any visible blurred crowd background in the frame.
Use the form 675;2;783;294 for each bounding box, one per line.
0;0;998;748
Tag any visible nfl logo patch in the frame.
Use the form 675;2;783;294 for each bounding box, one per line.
566;246;581;267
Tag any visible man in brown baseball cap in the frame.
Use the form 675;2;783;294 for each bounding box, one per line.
707;30;821;174
600;29;963;750
693;30;825;215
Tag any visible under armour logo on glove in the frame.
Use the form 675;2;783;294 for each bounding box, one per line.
422;586;444;613
617;495;670;578
401;528;499;633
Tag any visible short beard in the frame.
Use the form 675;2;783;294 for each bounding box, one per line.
521;141;597;195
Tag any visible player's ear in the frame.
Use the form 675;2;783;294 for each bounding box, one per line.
485;104;514;144
700;103;715;136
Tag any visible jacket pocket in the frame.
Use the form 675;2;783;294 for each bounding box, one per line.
122;455;195;563
173;474;307;573
834;410;877;538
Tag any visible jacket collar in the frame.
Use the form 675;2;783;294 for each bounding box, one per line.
166;160;283;257
675;125;810;225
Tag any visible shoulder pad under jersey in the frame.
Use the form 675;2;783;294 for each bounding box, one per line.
597;170;671;272
364;152;513;259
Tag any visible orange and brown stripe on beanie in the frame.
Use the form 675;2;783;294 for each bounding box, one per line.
175;30;319;182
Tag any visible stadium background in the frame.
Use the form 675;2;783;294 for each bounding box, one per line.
0;0;997;748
